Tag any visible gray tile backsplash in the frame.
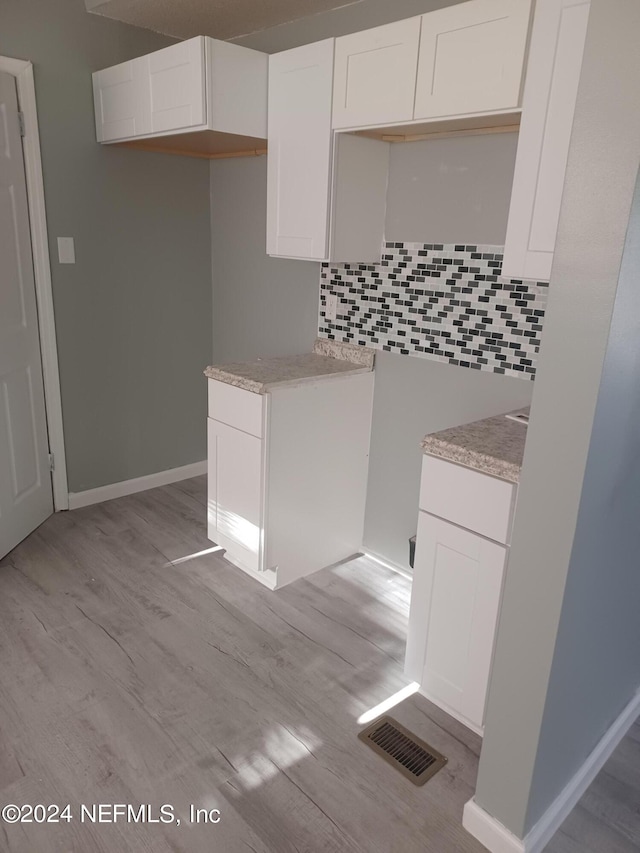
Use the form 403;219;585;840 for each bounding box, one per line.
318;241;549;380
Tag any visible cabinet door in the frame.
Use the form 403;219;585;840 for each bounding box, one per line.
408;512;506;730
332;18;421;129
207;418;263;573
92;58;150;142
146;37;206;135
267;40;334;260
414;0;532;120
502;0;590;281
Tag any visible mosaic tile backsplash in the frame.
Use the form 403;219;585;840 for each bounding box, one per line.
318;242;549;380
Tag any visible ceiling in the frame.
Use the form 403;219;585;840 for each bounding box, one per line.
86;0;366;41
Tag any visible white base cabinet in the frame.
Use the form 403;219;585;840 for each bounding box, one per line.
406;454;516;733
502;0;591;281
207;373;374;589
407;512;507;734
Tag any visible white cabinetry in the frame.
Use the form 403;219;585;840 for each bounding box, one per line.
208;418;263;574
267;40;389;262
406;455;517;733
332;18;421;130
92;57;150;142
409;513;507;731
331;0;531;131
146;38;205;135
502;0;591;281
267;40;335;260
414;0;532;120
93;36;267;145
207;373;374;589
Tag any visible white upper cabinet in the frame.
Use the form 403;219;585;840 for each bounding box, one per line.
147;37;206;135
502;0;591;281
414;0;532;120
332;18;421;129
92;57;150;142
93;37;267;144
267;39;335;260
267;40;389;262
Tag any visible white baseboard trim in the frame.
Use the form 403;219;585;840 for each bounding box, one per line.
417;686;484;738
362;549;412;579
68;461;207;510
463;800;525;853
464;686;640;853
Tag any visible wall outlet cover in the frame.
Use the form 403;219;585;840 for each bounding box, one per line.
326;293;338;321
57;237;75;264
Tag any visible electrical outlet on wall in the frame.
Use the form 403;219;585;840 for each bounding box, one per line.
326;293;338;322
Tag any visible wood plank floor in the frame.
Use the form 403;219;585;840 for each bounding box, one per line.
0;476;637;852
0;476;485;853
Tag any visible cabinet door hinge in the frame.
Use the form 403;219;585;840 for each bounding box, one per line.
48;452;55;472
18;111;26;137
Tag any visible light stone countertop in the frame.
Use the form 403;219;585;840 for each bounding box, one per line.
204;339;374;394
421;409;530;483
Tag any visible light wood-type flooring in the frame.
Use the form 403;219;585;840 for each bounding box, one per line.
0;476;637;852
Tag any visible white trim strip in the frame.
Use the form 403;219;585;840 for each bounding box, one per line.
68;461;207;509
464;686;640;853
363;549;412;579
463;800;525;853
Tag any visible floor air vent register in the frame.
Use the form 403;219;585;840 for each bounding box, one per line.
358;716;448;786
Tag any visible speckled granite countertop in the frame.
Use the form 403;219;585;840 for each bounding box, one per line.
421;409;529;483
204;339;374;394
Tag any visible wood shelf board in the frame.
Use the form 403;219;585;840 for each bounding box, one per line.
118;129;267;160
352;111;521;143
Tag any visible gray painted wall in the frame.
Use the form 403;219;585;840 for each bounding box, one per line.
527;164;640;831
0;0;212;493
385;133;519;244
210;156;318;362
210;118;530;572
364;353;532;568
475;0;640;837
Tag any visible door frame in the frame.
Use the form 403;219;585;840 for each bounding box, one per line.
0;56;68;510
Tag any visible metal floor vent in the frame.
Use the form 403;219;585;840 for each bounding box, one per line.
358;715;447;786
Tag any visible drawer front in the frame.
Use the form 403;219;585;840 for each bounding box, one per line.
208;379;264;438
419;454;515;544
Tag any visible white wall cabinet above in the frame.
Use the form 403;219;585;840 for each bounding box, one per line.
502;0;591;281
267;40;389;262
267;39;335;260
92;36;267;154
414;0;532;121
332;18;421;130
145;38;206;137
331;0;532;132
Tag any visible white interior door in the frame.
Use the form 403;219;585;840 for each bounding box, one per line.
0;71;53;559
